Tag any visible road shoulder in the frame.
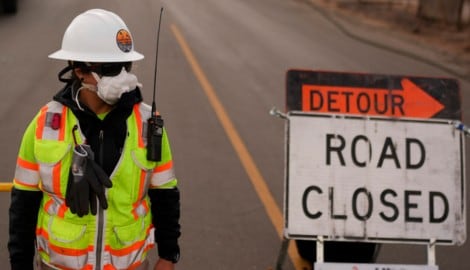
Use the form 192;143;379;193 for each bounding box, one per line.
305;0;470;80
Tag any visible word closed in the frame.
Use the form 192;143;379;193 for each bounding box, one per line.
302;186;449;223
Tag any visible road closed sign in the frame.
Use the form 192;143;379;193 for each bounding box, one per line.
285;112;466;245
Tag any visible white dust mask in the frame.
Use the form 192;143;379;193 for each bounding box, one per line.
91;68;142;105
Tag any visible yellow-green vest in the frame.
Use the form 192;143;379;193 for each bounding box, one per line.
24;101;176;270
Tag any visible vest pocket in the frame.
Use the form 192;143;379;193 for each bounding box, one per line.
109;217;153;269
44;216;89;269
113;218;145;246
34;140;71;165
49;216;87;243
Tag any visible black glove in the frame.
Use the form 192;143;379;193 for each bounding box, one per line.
65;144;112;217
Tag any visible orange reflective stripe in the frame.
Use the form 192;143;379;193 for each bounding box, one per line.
44;199;53;213
36;227;49;239
58;203;67;218
49;242;91;256
134;104;144;148
52;162;62;196
17;157;39;171
105;239;145;256
13;178;39;188
36;106;48;139
154;160;173;173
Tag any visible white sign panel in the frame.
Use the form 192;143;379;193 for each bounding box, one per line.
285;112;465;245
315;262;438;270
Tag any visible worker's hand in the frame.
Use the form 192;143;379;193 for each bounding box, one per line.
153;259;175;270
65;144;112;217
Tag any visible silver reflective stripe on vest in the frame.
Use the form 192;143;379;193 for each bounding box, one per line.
134;202;148;218
39;167;55;194
14;164;39;187
45;196;65;216
151;166;176;187
138;103;152;146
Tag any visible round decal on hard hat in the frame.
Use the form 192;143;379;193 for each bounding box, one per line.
116;29;132;53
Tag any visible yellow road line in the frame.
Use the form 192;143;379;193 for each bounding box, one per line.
170;24;310;270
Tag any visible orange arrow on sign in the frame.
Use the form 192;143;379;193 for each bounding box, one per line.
301;78;444;118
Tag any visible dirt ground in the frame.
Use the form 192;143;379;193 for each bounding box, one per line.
310;0;470;76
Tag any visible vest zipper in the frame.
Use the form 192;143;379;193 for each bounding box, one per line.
96;129;105;270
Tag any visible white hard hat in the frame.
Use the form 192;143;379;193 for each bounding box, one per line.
49;9;144;62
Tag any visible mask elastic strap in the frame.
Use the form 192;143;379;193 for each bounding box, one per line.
91;71;101;82
74;87;85;111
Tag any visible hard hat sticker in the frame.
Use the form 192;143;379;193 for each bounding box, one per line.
116;29;132;53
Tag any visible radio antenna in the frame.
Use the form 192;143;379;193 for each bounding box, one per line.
147;7;165;162
151;7;164;114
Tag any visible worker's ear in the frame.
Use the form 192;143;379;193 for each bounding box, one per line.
74;68;85;80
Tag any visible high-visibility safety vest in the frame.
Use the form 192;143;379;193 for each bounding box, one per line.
13;100;177;270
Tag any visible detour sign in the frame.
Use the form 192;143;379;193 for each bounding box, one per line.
286;69;461;120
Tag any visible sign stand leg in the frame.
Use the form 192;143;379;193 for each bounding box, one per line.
427;238;436;266
275;237;290;270
316;236;324;263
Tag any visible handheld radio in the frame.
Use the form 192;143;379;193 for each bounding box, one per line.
147;7;165;161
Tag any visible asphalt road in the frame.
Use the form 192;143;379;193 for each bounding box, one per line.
0;0;469;269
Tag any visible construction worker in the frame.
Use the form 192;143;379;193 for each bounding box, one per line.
8;9;180;270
